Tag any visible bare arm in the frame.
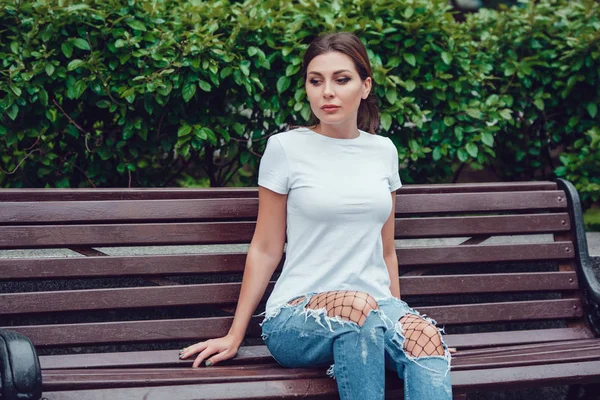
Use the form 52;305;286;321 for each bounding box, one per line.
382;191;400;299
180;186;287;367
228;186;288;340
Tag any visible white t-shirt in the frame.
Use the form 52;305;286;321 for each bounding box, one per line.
258;126;402;317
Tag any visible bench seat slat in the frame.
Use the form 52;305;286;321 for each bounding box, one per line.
4;299;583;347
0;272;579;315
37;336;599;371
40;376;351;399
40;343;600;388
39;343;600;387
41;364;327;391
37;360;600;398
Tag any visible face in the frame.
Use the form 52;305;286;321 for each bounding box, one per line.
305;51;371;127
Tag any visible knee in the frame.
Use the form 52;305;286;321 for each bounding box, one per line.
399;314;445;357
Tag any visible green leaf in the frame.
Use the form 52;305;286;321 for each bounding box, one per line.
587;103;598;118
499;109;512;120
71;80;87;99
115;39;128;48
68;59;85;71
277;76;290;94
7;104;18;120
443;116;455;127
441;52;452;65
380;113;392;131
10;41;19;54
178;124;192;137
457;148;468;162
127;19;147;31
403;53;416;67
182;83;196;103
72;38;90;50
45;63;55;76
405;80;416;92
123;125;135;140
198;80;211;92
240;60;251;76
61;43;73;58
9;85;22;97
465;109;482;119
385;89;397;105
38;88;48;106
466;142;478;157
482;132;494;147
533;99;544;111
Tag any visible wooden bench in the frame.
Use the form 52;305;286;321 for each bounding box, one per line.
1;179;599;400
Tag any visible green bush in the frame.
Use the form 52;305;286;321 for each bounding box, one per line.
0;0;598;206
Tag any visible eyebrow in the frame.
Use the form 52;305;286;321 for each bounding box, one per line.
307;69;352;76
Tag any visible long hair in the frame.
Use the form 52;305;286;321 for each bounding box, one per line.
291;32;379;134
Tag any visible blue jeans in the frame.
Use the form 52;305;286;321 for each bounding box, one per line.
260;292;453;400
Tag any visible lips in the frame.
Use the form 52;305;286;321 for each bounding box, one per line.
321;106;340;110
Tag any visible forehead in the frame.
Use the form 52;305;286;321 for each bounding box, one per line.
307;51;357;75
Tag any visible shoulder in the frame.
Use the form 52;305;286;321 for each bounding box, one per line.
360;130;396;151
267;127;311;150
270;127;309;141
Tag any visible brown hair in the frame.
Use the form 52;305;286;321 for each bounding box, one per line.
290;32;379;134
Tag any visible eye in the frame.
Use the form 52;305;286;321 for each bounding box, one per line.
309;78;350;85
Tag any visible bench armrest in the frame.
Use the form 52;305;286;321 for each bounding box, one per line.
0;329;42;400
557;178;600;337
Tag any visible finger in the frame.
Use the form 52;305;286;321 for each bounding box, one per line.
180;342;208;359
204;349;232;367
449;347;457;353
192;347;216;368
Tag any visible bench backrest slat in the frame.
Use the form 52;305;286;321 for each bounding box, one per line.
7;298;583;347
0;191;567;225
0;272;579;315
0;216;572;249
0;242;574;280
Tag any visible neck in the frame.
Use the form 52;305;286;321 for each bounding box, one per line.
314;122;360;139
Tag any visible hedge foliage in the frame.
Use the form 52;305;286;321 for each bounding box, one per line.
0;0;598;205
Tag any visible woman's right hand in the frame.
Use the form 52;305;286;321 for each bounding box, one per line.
179;333;242;368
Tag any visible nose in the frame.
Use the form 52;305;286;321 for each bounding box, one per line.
323;79;335;98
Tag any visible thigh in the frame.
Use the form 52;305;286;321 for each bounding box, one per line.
261;295;337;368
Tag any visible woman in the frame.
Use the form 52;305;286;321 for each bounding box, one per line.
179;31;453;399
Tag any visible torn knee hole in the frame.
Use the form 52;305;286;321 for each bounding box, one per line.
399;314;445;357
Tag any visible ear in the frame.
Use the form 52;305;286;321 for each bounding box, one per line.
362;77;372;99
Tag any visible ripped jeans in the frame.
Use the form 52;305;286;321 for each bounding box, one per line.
259;291;452;400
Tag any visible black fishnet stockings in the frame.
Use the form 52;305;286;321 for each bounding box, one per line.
398;314;445;357
288;290;379;327
288;291;445;357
